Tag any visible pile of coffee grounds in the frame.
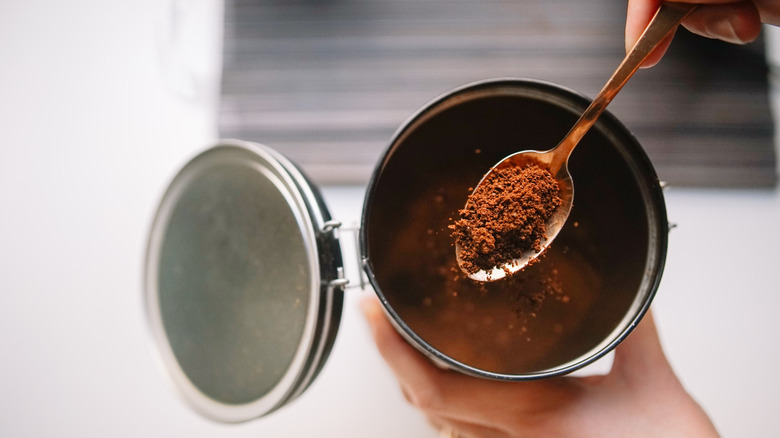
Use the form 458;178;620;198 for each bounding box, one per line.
450;163;562;276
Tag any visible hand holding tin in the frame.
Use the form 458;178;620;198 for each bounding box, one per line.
361;297;720;438
455;2;696;282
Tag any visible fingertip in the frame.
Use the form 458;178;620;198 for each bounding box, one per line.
632;49;663;69
625;0;664;66
358;294;402;352
358;294;445;394
610;310;673;383
359;294;385;338
358;294;379;319
626;27;674;68
724;7;762;44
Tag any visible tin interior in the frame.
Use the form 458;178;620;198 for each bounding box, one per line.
362;79;667;378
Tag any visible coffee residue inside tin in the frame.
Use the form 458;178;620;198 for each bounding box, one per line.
450;164;562;275
364;91;651;376
370;179;602;374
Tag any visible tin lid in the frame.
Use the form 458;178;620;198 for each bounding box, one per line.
144;140;345;423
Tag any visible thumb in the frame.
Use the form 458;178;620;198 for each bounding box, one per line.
626;0;672;68
609;310;675;384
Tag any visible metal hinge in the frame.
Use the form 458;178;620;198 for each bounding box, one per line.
321;220;367;290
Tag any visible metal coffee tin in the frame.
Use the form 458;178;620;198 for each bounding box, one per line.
361;78;668;380
145;78;668;422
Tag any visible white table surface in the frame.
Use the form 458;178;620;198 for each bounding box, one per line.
1;1;778;436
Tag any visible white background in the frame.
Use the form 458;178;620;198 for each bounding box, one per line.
1;1;779;436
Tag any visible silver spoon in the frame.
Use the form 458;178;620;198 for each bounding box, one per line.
457;2;696;282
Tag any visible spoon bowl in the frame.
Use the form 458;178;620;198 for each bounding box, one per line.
455;149;573;282
457;2;696;282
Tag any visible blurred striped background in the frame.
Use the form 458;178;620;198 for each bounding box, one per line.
219;0;776;187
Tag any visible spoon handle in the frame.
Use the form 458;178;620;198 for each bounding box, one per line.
553;2;696;168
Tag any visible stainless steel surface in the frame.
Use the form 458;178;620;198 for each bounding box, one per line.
461;2;695;281
145;140;344;423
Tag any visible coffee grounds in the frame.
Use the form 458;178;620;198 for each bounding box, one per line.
450;164;562;276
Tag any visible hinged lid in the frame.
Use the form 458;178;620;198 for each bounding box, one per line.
145;140;344;422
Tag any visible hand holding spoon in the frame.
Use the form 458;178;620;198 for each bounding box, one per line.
456;2;696;282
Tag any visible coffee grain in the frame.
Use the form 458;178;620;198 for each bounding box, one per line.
451;164;562;276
